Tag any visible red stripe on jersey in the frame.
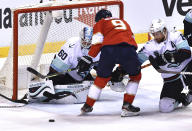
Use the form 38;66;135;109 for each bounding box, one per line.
88;44;102;57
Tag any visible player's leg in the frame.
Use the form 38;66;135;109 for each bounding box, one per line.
159;77;187;113
183;60;192;103
81;45;116;113
183;20;192;46
117;44;141;116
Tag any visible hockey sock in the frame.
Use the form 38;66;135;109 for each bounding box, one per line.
86;96;96;107
123;93;135;104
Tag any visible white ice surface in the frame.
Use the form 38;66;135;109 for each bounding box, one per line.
0;45;192;131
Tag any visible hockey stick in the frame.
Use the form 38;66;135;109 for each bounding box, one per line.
27;61;98;79
27;67;77;79
142;62;192;75
141;63;151;69
156;69;192;75
0;93;28;108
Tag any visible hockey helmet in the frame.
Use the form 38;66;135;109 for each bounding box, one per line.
149;18;166;34
80;27;93;49
95;9;112;22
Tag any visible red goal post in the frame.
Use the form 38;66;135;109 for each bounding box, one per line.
8;1;124;100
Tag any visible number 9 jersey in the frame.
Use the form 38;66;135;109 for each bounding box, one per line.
89;17;137;57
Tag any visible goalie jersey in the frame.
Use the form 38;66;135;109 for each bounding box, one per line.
50;37;100;81
138;31;192;79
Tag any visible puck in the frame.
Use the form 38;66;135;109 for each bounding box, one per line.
49;119;55;122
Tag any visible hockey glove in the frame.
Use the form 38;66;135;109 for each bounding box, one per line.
148;55;160;70
163;51;176;64
111;67;127;82
77;56;93;73
153;51;167;66
164;49;191;64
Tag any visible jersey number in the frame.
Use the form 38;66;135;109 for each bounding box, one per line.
111;20;127;30
58;49;68;60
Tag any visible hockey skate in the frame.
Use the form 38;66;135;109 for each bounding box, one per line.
186;91;192;104
180;93;192;106
121;102;140;117
80;103;93;115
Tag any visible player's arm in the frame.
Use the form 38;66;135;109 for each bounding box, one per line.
77;22;103;73
163;32;191;64
138;42;166;70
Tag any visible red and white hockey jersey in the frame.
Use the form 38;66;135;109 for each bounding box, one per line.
88;17;137;57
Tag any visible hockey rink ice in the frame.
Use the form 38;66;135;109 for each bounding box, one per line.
0;44;192;131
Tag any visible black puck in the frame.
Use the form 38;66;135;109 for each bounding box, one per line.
49;119;55;122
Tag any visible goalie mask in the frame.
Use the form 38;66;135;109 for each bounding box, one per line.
80;27;93;49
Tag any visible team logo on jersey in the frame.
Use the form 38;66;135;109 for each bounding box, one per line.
69;44;75;48
164;50;180;68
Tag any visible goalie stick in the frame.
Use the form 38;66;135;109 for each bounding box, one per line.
27;67;77;79
0;93;28;108
27;61;99;79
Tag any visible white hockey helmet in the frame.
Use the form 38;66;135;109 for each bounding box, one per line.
80;27;93;49
149;18;166;34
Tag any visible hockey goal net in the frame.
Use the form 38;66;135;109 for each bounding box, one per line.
0;0;123;100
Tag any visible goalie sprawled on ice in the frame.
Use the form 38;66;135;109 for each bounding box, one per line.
27;27;127;104
28;27;99;104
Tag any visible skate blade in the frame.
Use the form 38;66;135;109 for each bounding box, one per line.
79;110;90;116
121;109;140;117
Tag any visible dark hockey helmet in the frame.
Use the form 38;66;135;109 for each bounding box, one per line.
95;9;112;22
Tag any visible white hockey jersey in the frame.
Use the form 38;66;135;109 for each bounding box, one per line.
50;37;100;81
138;31;192;78
185;9;192;24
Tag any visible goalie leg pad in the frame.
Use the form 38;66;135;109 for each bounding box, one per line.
159;97;179;113
54;81;93;104
28;80;55;102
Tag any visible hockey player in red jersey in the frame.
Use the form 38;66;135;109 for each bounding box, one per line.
77;9;141;117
